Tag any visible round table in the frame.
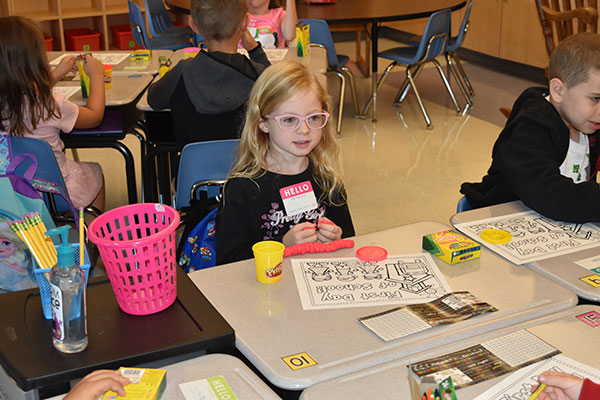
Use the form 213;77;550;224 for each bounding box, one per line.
166;0;467;120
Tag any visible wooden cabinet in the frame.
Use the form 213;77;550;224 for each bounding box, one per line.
0;0;146;51
462;0;548;69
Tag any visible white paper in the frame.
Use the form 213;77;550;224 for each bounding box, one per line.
50;52;130;66
179;375;238;400
575;254;600;273
291;253;452;310
473;354;600;400
237;48;288;62
52;86;80;99
454;210;600;265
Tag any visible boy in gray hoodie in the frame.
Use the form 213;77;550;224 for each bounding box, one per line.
148;0;270;150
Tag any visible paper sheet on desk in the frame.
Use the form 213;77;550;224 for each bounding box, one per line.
454;210;600;265
52;86;80;100
237;48;288;62
50;52;130;66
179;375;238;400
473;354;600;400
290;253;451;310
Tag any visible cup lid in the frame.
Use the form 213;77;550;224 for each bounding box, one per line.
356;246;387;262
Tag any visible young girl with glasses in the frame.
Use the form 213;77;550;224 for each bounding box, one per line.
216;61;355;265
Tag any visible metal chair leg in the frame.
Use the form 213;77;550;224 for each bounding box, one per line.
431;58;461;115
360;61;397;116
450;51;474;96
393;63;425;105
334;70;346;135
341;66;360;117
406;66;432;129
446;53;472;113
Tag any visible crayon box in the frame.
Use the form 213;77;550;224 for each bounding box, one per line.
102;367;166;399
296;24;310;57
422;229;481;264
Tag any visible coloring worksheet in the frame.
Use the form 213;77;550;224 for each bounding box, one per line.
454;210;600;265
290;253;452;310
474;354;600;400
49;52;130;66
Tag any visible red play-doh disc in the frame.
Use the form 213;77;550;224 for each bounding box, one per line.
356;246;388;262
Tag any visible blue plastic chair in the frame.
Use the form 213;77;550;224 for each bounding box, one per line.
456;196;472;212
445;0;474;106
144;0;193;38
299;19;359;135
175;140;240;209
9;136;72;216
128;1;191;50
361;9;461;129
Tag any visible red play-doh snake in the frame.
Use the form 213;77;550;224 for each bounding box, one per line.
283;239;355;257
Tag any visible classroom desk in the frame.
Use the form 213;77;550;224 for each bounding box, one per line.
300;305;600;399
44;354;281;400
55;74;153;204
188;221;577;391
47;50;173;76
0;267;234;396
136;46;328;204
450;201;600;302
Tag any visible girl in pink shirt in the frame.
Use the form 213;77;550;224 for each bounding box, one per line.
0;16;106;210
246;0;297;48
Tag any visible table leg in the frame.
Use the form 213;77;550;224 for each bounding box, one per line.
371;22;378;122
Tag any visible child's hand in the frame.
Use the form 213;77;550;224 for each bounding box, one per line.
52;55;77;82
316;218;342;243
534;371;584;400
282;222;317;247
82;55;104;78
64;370;130;400
241;28;259;51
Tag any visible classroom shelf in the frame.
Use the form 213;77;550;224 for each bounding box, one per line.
0;0;148;51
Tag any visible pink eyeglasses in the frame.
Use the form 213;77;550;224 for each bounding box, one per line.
264;111;330;131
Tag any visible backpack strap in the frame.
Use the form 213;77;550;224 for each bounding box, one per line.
31;177;78;221
5;153;42;200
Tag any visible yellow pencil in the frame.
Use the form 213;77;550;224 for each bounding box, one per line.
10;221;47;269
22;219;54;269
33;213;56;256
79;208;84;266
25;215;56;267
528;384;547;400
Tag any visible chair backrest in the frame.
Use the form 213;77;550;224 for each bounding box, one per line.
456;196;471;213
175;139;240;209
128;0;150;48
10;136;72;214
298;19;339;68
535;0;598;58
446;0;473;52
144;0;176;37
415;9;451;63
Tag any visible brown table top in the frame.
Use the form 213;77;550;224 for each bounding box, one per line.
167;0;467;24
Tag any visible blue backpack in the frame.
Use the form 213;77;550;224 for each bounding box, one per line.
178;207;217;272
0;136;75;292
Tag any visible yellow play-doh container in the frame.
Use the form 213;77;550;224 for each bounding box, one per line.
252;241;285;284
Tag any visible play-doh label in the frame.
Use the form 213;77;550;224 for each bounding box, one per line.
266;262;282;278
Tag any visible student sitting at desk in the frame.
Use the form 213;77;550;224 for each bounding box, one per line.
147;0;271;151
216;61;355;265
246;0;297;49
0;16;106;211
460;33;600;223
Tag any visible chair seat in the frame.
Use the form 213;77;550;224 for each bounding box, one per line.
148;34;191;50
378;46;421;65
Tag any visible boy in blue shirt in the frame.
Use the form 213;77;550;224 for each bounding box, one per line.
461;33;600;223
148;0;270;151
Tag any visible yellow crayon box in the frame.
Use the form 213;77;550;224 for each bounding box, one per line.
296;24;310;57
422;229;481;264
102;368;166;400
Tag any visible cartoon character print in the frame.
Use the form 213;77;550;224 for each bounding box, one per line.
0;216;35;291
200;247;212;261
207;222;215;238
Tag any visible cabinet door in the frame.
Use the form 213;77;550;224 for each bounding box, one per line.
462;0;502;56
498;0;548;69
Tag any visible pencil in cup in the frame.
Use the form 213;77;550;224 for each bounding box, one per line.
25;213;57;266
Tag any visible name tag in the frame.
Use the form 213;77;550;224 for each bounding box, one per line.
279;181;318;217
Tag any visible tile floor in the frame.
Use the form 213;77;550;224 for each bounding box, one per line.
73;38;543;236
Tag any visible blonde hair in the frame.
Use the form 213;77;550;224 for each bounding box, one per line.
549;32;600;88
229;61;346;205
190;0;247;41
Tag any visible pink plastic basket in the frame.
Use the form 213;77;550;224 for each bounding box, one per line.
88;203;180;315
